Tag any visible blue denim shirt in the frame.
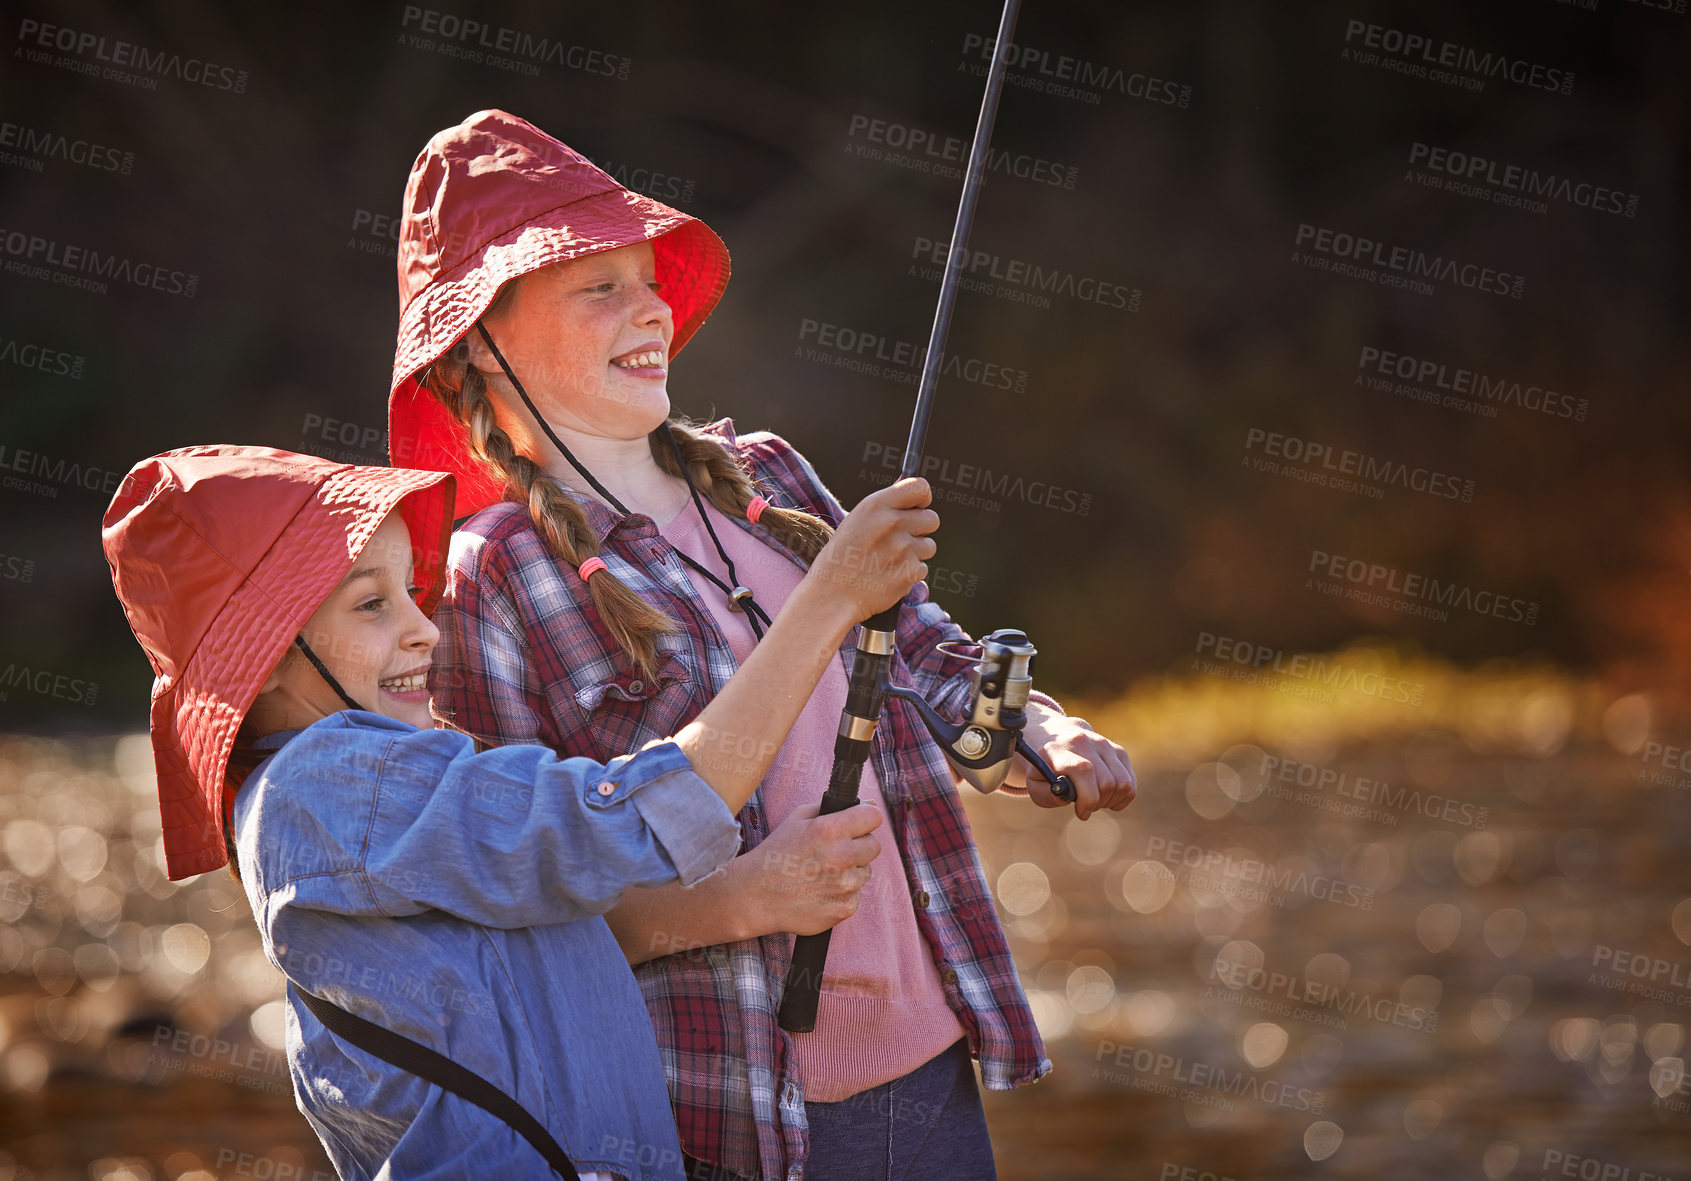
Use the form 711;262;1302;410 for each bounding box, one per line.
233;711;741;1180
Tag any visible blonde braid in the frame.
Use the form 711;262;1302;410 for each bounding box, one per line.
653;419;835;563
423;357;679;683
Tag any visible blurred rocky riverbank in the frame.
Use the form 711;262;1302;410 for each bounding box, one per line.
3;654;1690;1179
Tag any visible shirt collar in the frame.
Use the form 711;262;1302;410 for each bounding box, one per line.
251;728;303;753
249;710;418;753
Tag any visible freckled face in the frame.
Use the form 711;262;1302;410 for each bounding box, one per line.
474;240;675;440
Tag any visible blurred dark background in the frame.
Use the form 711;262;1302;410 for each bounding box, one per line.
2;0;1684;725
3;2;1690;1179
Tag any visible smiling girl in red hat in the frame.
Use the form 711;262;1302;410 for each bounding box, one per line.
102;444;936;1180
388;110;1138;1181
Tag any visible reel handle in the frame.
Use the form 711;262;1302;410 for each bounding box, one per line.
1016;734;1076;803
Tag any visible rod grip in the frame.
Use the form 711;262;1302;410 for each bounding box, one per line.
865;602;901;633
776;790;857;1033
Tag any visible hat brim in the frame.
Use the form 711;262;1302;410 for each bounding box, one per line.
157;466;454;879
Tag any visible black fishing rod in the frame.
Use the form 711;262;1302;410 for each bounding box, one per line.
778;0;1074;1034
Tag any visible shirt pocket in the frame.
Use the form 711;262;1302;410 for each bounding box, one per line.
571;649;696;760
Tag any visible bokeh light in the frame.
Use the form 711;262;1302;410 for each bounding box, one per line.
1303;1121;1343;1162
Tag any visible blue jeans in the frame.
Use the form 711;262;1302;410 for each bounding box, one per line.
802;1038;998;1181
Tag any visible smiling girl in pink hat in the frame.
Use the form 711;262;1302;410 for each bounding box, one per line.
102;444;935;1180
388;110;1137;1181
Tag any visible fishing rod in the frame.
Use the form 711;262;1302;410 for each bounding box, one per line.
778;0;1074;1034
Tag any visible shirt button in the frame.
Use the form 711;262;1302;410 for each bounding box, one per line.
914;890;930;909
627;679;644;694
596;781;616;797
942;966;959;987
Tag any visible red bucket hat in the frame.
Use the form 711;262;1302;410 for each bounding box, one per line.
388;108;731;518
101;447;455;880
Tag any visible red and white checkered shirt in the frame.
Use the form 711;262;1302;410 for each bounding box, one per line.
430;419;1052;1180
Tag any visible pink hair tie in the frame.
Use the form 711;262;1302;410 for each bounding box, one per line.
746;495;770;524
578;556;607;582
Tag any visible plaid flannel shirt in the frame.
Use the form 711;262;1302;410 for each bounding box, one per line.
430;419;1052;1181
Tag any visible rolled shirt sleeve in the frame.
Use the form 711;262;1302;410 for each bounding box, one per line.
248;717;741;930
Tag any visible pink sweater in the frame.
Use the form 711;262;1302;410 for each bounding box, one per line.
658;497;967;1102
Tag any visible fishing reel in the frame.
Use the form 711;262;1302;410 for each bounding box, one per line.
885;628;1077;803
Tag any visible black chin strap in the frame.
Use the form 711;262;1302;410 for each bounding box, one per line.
294;636;368;713
474;324;774;641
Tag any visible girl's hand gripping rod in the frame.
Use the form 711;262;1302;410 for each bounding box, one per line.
778;0;1068;1034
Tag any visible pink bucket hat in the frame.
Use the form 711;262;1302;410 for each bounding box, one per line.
101;447;454;879
387;108;731;518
